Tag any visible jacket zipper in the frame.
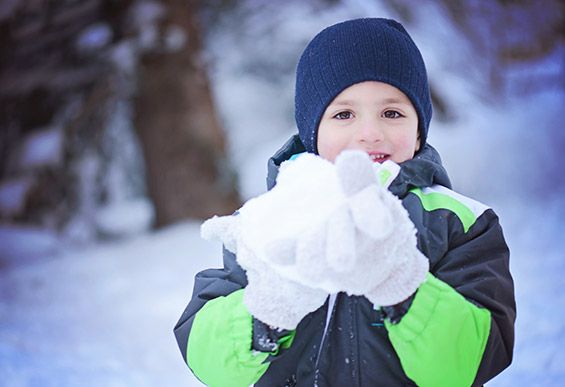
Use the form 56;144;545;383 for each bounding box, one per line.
314;293;337;383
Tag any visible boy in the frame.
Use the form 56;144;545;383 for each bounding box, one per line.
174;18;515;386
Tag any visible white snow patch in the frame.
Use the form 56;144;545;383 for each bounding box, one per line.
95;198;154;237
129;0;166;28
0;225;60;265
0;221;216;386
109;41;138;74
164;25;188;52
76;23;113;51
129;0;166;52
0;177;33;217
18;127;63;170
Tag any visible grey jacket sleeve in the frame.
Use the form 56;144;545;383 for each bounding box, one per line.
173;248;247;360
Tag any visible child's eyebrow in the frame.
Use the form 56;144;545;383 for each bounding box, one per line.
381;97;409;105
330;100;355;107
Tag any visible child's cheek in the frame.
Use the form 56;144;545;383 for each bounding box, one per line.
317;133;339;162
317;139;334;162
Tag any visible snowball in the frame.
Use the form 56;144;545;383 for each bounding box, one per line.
238;153;344;263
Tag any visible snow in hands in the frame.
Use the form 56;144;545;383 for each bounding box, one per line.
201;150;428;322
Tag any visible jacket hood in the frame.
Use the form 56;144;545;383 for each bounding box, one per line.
266;135;451;198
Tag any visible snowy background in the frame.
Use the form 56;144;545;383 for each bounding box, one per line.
1;1;564;386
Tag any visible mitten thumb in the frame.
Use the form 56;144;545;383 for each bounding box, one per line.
348;185;394;241
200;214;240;253
335;150;378;197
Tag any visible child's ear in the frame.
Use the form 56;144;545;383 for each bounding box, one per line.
415;133;421;152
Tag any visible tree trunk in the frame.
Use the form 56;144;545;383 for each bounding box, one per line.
134;0;240;227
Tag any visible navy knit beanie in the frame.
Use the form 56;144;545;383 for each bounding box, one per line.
295;18;432;154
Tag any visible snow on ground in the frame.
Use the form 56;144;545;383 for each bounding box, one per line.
488;199;565;386
0;222;218;387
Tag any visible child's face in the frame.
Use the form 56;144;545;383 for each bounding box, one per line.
317;81;420;163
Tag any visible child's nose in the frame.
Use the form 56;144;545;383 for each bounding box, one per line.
357;119;384;143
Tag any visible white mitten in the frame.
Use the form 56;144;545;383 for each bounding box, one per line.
329;150;429;306
256;150;427;306
241;251;328;330
201;212;328;330
200;214;240;254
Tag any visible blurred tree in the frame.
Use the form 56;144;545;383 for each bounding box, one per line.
134;0;240;227
0;0;240;238
0;0;118;234
419;0;563;94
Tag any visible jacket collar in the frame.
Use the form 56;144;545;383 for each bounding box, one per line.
389;143;452;197
267;135;451;197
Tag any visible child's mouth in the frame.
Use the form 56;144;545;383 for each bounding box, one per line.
368;153;389;163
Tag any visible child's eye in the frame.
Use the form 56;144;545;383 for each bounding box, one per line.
333;111;353;120
383;110;403;119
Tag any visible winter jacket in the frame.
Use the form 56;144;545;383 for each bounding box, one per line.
174;135;516;387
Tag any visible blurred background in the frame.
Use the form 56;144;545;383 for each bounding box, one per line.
0;0;563;385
